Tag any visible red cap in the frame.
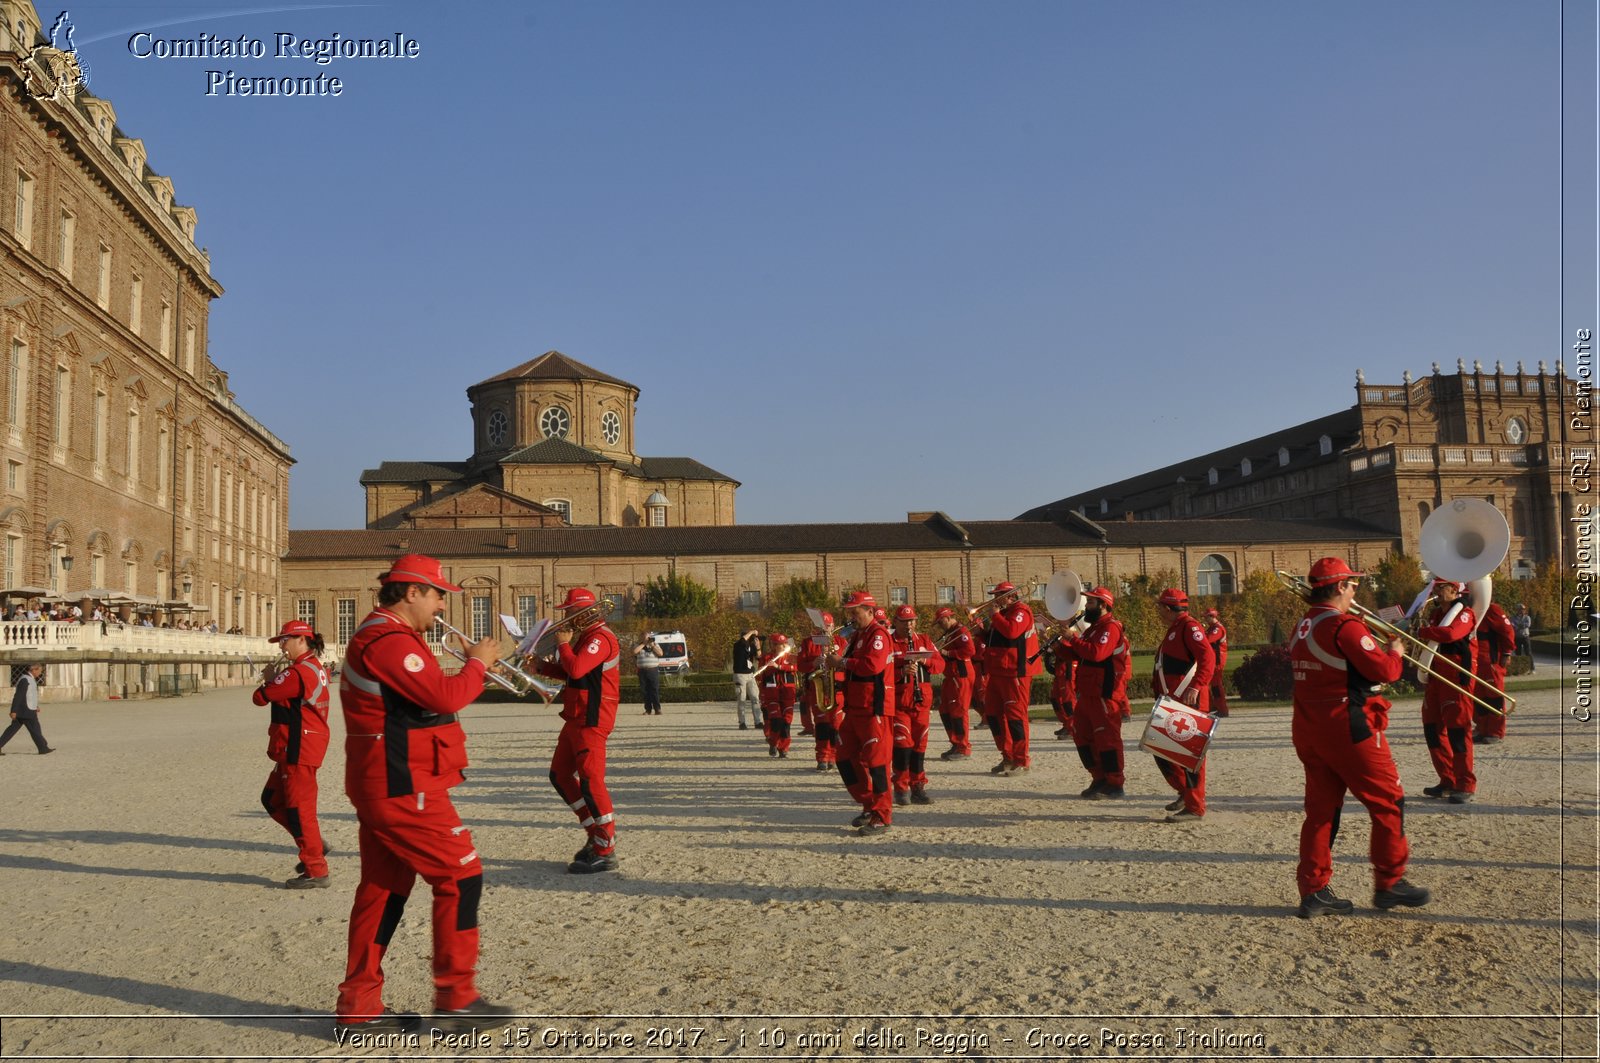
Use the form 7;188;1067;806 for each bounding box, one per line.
1204;608;1219;618
1157;588;1189;610
873;607;887;622
1308;557;1364;588
772;633;789;643
819;611;834;627
269;619;314;643
379;553;462;593
894;605;917;620
558;587;597;610
1432;578;1466;593
841;591;877;609
1084;586;1115;609
991;581;1016;596
934;606;955;620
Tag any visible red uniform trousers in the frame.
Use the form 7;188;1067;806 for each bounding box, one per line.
937;672;974;754
1421;681;1476;794
761;681;797;753
336;790;483;1020
1473;661;1508;740
1208;674;1229;717
1071;693;1125;788
804;682;843;766
261;762;327;877
983;673;1032;768
837;712;892;825
892;703;931;793
550;720;616;855
1291;712;1410;894
1050;676;1074;729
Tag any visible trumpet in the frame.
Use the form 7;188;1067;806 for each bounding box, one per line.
1274;572;1511;717
435;618;565;703
751;642;794;679
260;653;291;685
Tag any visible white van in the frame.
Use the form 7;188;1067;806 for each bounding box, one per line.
643;630;691;676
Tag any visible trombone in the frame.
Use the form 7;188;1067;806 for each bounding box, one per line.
1274;572;1511;717
435;618;565;703
527;598;617;658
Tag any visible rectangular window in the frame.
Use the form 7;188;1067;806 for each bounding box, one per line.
129;273;143;334
649;507;666;527
336;598;356;643
96;244;111;308
124;560;136;593
3;534;17;588
56;209;74;277
92;388;106;466
936;585;957;605
739;590;762;611
517;594;539;636
184;324;195;374
126;408;140;482
14;169;33;249
544;499;572;522
470;595;492;640
296;598;316;628
53;364;68;445
159;300;171;357
157;424;169;496
889;587;909;606
6;459;20;491
7;339;23;429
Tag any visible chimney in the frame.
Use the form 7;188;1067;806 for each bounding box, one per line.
907;511;934;523
505;532;518;550
1123;512;1135;523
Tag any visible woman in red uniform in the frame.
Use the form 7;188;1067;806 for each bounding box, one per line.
252;619;332;888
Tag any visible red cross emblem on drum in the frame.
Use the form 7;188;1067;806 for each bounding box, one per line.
1138;695;1218;772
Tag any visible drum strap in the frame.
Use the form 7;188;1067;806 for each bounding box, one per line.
1154;654;1199;698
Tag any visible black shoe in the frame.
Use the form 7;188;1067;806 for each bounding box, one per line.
816;762;831;773
1164;798;1185;812
1080;781;1103;798
38;747;54;755
857;819;892;837
768;746;777;757
739;722;748;730
990;760;1010;775
1297;887;1355;919
850;811;872;828
573;843;594;863
778;750;787;759
429;998;516;1034
1373;878;1431;910
285;871;331;889
1163;808;1202;823
1448;790;1474;804
1475;735;1500;744
1088;787;1125;801
1422;783;1450;799
910;788;932;805
939;748;970;761
894;790;910;806
334;1009;420;1038
567;850;618;874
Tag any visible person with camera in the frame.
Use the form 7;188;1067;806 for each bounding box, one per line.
635;634;664;716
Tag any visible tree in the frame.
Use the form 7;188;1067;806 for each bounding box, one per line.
768;578;834;612
638;572;717;618
1372;551;1425;613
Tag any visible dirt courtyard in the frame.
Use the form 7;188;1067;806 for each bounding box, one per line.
0;684;1594;1060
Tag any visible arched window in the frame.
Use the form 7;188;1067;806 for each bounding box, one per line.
1196;554;1235;596
543;498;571;523
1417;500;1431;526
1278;447;1290;466
1240;458;1252;477
1319;434;1333;456
1511;499;1527;536
1207;467;1218;486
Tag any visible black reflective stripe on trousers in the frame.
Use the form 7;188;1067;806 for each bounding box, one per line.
285;697;303;764
1423;723;1442;750
1447;727;1470;754
455;873;483;932
1328;804;1343;850
376;892;408;946
868;765;889;793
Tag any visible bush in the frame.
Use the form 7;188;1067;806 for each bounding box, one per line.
1231;644;1294;700
638;573;717;618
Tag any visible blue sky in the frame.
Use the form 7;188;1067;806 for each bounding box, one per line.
51;1;1596;529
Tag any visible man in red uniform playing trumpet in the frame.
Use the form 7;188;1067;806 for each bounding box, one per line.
758;633;799;758
1416;578;1479;804
890;605;943;806
334;554;512;1037
252;619;332;888
934;607;977;760
1290;557;1430;917
980;581;1040;777
537;587;623;872
1060;586;1129;799
827;591;896;836
1151;588;1214;822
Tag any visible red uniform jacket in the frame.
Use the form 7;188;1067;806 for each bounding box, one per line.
893;631;944;710
841;620;895;716
1064;615;1129;706
539;624;621;729
1416;601;1477;691
1048;640;1077;703
1153;614;1216;708
340;607;487;801
1476;603;1516;674
1290;604;1403;741
1205;621;1228;672
939;625;978;680
984;602;1042;678
252;651;331;767
759;646;798;687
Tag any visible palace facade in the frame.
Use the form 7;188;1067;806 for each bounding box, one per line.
0;1;291;636
1019;364;1590;580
